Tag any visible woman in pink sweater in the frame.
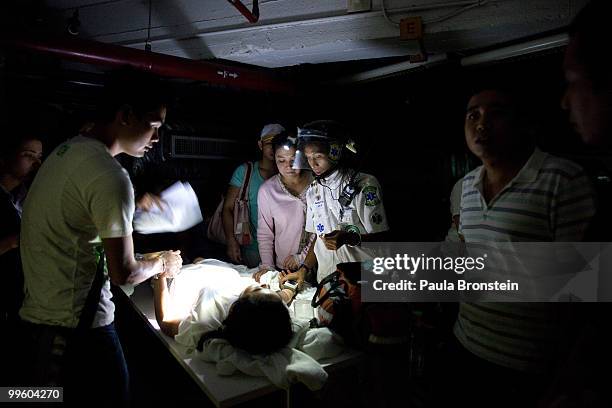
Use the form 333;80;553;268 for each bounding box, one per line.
255;135;313;276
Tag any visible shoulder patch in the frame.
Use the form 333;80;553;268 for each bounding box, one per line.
370;212;383;225
363;185;381;206
56;144;71;157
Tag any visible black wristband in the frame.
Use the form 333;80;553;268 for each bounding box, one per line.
346;231;362;246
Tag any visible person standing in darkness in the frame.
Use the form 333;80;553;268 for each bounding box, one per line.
18;70;182;405
223;123;284;267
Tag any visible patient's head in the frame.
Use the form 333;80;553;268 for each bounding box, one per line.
199;285;293;354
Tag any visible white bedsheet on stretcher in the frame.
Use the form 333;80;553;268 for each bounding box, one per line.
168;259;345;390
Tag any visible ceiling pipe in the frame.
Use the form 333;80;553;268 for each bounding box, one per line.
226;0;259;23
0;34;293;93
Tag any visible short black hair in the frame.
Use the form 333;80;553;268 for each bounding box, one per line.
197;291;293;355
96;67;171;124
466;85;531;121
569;0;612;86
465;86;537;140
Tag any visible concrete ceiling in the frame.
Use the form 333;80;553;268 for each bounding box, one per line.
41;0;587;68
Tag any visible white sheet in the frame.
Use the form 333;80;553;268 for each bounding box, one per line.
166;259;345;390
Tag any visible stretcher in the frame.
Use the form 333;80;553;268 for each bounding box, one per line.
120;277;364;407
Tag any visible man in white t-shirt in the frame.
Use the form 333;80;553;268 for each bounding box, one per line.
18;69;182;405
281;120;389;285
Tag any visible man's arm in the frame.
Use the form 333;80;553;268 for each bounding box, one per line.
152;275;181;337
321;230;389;250
103;235;182;286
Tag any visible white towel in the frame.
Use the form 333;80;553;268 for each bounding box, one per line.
300;328;345;361
194;318;346;391
197;339;328;391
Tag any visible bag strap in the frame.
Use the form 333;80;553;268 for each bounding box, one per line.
311;271;346;308
76;246;106;332
239;162;253;202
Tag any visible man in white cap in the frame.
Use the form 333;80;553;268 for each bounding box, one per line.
223;123;284;267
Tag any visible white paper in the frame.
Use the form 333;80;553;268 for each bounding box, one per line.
133;181;203;234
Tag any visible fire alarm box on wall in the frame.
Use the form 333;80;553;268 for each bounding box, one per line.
400;17;423;40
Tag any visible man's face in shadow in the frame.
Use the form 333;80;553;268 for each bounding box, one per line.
562;35;612;147
464;90;522;162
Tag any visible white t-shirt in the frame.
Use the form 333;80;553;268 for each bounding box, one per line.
305;170;389;282
20;136;135;328
174;265;256;350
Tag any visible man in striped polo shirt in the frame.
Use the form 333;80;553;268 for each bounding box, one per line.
443;88;596;406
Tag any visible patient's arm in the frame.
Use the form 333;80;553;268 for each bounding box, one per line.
152;276;182;337
277;288;296;305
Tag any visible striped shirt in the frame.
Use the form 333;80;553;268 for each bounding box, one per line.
455;148;596;373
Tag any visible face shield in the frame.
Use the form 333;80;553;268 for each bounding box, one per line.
293;128;342;171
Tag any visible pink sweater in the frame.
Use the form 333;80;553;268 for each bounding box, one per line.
257;175;311;270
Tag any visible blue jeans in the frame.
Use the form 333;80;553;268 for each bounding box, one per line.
20;321;130;407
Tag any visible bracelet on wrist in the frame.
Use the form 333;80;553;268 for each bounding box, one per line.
153;255;166;280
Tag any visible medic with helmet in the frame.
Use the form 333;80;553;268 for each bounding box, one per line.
280;120;389;285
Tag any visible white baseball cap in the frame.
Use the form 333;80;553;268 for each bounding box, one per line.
260;123;285;143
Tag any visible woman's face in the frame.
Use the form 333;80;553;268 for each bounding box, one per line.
5;139;43;182
304;143;333;176
275;146;299;178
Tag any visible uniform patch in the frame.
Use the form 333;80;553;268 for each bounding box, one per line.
56;145;71;157
317;223;325;233
363;186;381;206
371;212;383;225
329;143;341;161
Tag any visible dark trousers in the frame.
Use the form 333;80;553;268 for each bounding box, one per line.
432;337;551;408
19;321;130;407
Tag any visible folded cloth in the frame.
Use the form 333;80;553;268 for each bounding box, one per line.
197;339;328;391
195;318;346;391
134;181;203;234
299;328;345;361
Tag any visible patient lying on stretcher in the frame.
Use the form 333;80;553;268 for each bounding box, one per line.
152;260;297;354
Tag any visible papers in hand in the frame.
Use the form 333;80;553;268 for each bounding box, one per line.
134;181;203;234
